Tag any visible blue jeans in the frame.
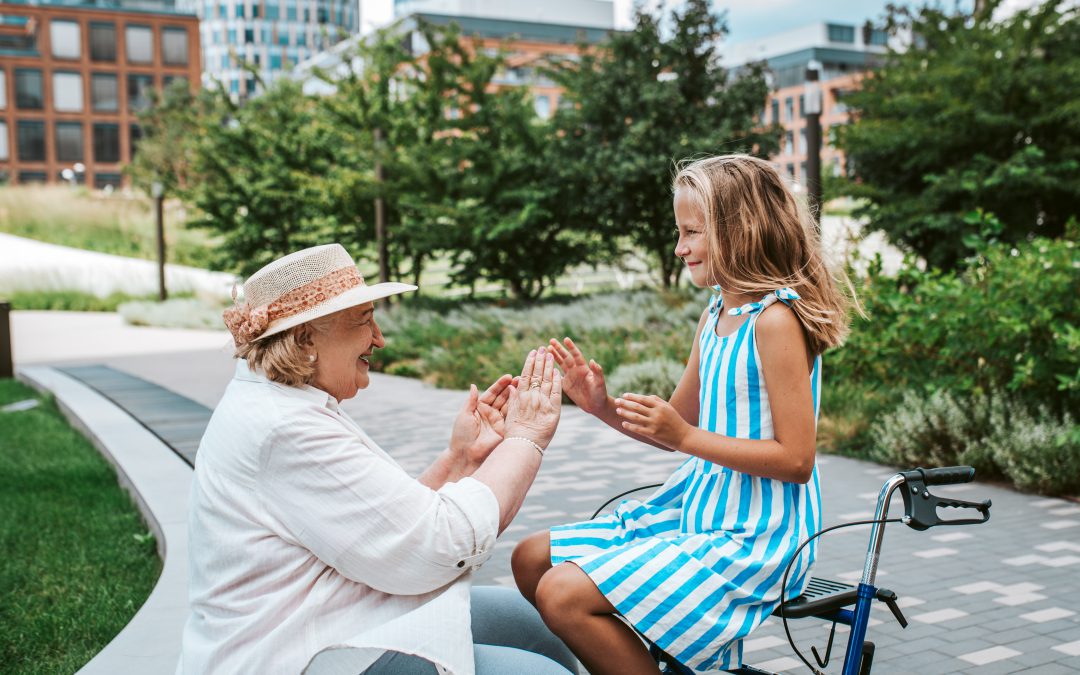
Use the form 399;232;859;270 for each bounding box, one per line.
363;586;577;674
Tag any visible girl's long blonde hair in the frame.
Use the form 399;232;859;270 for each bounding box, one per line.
673;154;852;355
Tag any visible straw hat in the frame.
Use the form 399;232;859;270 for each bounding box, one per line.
223;243;415;347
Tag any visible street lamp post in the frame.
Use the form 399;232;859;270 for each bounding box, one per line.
152;181;167;301
804;60;824;228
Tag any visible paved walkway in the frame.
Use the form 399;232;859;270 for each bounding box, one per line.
12;312;1080;674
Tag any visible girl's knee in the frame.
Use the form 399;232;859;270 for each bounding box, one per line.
511;532;551;580
534;563;596;628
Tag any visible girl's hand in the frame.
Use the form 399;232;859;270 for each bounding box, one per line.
548;337;607;415
614;392;691;451
450;374;516;468
504;347;562;448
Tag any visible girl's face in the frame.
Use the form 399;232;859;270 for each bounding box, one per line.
673;189;714;288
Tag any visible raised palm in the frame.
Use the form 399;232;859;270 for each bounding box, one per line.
451;375;514;466
548;337;608;415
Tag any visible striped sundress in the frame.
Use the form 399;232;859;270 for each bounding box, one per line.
549;289;823;673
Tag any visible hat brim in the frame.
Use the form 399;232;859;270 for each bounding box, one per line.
255;281;417;341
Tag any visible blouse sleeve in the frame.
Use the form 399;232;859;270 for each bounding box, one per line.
254;409;499;595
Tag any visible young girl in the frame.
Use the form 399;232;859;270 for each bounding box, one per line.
511;155;852;674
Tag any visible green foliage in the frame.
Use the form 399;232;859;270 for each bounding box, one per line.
870;389;1079;496
607;359;686;398
548;0;780;287
838;0;1080;268
0;380;160;673
830;236;1079;418
181;79;344;276
6;290;166;312
373;289;703;389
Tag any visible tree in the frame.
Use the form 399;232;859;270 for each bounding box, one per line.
838;0;1080;269
183;79;343;276
550;0;779;288
126;79;223;196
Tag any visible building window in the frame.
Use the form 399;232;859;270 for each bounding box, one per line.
798;94;805;119
218;3;227;18
90;22;117;61
15;69;44;110
799;129;807;154
93;124;120;163
534;95;550;120
236;4;245;17
827;24;856;44
53;72;84;112
244;28;254;44
17;121;46;162
227;28;237;45
0;122;8;160
128;74;155;112
252;3;260;17
770;98;779;125
162;27;188;65
270;52;282;69
786;163;795;180
126;25;154;64
95;172;123;189
0;70;6;109
784;96;793;122
130;124;143;159
784;130;794;155
867;28;888;46
92;73;119;111
800;162;808;185
51;20;81;59
19;172;49;184
266;4;279;19
55;121;84;161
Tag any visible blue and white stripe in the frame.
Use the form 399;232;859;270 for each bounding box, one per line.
551;292;823;673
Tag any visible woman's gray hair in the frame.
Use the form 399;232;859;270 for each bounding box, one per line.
235;313;338;386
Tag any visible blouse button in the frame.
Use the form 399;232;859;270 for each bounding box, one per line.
457;560;465;568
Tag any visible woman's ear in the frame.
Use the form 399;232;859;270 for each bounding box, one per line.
293;324;315;349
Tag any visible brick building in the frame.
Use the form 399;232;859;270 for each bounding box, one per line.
0;0;201;187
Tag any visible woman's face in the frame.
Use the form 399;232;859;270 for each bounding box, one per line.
309;302;384;401
673;189;714;288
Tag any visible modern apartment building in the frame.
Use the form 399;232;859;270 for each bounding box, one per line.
299;0;615;119
725;21;890;187
182;0;358;99
0;0;200;187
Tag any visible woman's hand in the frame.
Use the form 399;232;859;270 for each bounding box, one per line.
450;374;516;469
548;337;607;415
614;392;691;451
504;347;562;448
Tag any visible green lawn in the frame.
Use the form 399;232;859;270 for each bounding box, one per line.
0;380;161;673
0;185;220;270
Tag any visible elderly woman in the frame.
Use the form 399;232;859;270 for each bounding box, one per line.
178;244;575;675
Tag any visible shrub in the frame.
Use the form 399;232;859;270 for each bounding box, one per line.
870;388;1080;495
831;236;1079;422
606;359;686;398
976;407;1080;497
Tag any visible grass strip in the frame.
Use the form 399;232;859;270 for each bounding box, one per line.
0;380;161;674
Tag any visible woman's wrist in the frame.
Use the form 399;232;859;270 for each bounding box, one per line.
504;435;545;458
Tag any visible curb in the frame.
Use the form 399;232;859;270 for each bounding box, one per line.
18;366;192;674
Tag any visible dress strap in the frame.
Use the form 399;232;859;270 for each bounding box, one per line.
727;287;801;316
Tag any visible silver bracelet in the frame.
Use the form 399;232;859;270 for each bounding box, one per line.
505;436;544;457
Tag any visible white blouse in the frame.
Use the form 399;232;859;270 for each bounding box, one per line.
177;361;499;675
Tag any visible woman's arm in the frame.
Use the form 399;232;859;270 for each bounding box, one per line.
614;304;817;483
471;348;561;533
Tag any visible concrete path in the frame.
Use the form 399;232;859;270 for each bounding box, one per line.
12;311;1080;674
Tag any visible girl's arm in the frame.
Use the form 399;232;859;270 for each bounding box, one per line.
615;304;817;483
553;308;707;451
